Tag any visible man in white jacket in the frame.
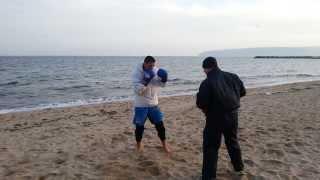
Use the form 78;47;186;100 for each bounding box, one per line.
132;56;170;153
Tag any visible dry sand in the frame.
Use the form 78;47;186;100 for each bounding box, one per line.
1;81;320;180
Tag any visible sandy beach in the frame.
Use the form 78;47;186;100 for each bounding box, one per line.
1;81;320;180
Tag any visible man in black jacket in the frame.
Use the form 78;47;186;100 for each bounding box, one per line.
196;57;246;180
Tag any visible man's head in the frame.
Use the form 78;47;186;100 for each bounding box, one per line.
143;56;156;70
202;57;218;74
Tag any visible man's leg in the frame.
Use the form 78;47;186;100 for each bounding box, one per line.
135;125;144;151
202;126;222;180
223;111;244;172
133;107;148;152
155;121;170;153
148;106;170;153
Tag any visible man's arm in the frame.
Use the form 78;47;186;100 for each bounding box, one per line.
238;77;246;97
196;80;211;113
132;67;147;95
148;77;166;87
147;68;166;88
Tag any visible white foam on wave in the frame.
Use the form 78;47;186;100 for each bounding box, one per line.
0;96;132;114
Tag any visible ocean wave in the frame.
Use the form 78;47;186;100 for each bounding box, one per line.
95;81;105;85
0;81;33;87
241;74;318;80
167;78;201;85
110;86;131;90
53;76;74;81
0;96;131;114
71;85;91;89
0;89;200;114
0;81;19;86
20;82;32;86
48;85;91;91
168;78;181;82
109;79;201;89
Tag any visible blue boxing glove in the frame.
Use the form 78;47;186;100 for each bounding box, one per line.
143;69;155;85
157;68;168;83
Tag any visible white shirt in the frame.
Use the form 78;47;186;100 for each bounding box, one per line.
132;63;165;107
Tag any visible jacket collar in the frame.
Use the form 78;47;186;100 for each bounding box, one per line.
206;68;221;77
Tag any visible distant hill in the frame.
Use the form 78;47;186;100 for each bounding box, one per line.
199;47;320;57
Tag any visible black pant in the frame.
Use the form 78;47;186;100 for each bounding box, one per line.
202;110;244;180
135;121;166;142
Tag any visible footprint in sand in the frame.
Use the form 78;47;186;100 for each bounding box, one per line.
284;142;294;148
110;133;128;149
13;123;22;128
267;127;277;132
99;109;108;115
255;129;269;136
243;159;256;167
143;163;161;176
287;148;302;155
278;173;292;180
246;173;267;180
74;154;87;161
137;156;161;176
107;111;117;116
123;129;133;135
171;154;188;163
54;151;68;165
266;149;285;159
303;126;315;130
261;159;287;171
81;121;93;127
294;141;306;147
3;167;16;177
139;160;156;167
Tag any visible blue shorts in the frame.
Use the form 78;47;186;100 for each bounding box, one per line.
133;106;163;126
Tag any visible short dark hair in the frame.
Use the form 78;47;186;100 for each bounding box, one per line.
144;56;156;63
202;57;218;69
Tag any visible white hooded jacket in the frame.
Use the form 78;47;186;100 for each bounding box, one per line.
132;63;165;107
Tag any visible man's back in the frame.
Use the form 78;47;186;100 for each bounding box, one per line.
197;69;246;117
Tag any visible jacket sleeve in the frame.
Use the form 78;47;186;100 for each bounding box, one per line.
132;66;146;95
148;76;166;87
147;67;165;87
196;80;211;113
238;77;246;97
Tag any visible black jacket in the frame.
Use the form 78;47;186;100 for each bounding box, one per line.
196;68;246;118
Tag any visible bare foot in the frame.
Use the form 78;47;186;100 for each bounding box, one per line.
161;141;171;154
136;142;144;152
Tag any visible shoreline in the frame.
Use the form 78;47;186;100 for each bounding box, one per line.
1;79;320;115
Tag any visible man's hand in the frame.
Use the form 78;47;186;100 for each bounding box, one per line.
143;69;155;85
138;86;147;96
157;68;168;83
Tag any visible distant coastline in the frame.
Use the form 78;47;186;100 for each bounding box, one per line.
254;56;320;59
199;47;320;57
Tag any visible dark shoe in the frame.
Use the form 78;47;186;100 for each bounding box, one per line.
199;176;216;180
234;170;245;176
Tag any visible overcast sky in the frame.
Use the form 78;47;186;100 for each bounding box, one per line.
1;0;320;56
